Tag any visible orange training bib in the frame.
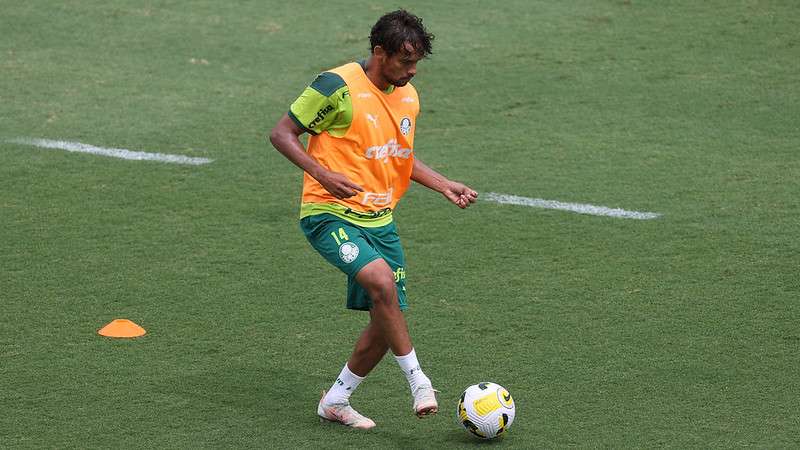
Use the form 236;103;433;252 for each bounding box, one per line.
301;62;419;212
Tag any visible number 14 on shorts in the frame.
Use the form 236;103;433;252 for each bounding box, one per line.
330;227;350;245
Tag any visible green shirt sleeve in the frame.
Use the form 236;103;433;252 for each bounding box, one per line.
288;72;352;137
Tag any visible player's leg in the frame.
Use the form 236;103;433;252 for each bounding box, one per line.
302;215;382;428
317;322;382;429
347;319;389;377
318;310;389;429
355;258;411;355
355;258;439;417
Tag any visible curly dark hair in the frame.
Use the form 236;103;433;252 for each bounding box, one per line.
369;9;434;57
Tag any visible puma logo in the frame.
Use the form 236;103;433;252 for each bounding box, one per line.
366;113;379;128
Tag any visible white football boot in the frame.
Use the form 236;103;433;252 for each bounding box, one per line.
317;391;376;430
412;384;439;417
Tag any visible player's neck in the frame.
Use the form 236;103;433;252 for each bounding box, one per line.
363;56;391;91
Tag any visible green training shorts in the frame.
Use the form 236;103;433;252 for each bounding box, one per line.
300;213;407;311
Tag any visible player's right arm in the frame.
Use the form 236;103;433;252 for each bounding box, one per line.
269;72;363;199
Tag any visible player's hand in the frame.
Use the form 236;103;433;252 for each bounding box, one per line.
442;181;478;209
317;170;364;199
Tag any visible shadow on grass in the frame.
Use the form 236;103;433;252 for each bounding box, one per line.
305;414;512;448
442;428;510;446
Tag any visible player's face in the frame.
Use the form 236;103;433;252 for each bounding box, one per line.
379;42;423;87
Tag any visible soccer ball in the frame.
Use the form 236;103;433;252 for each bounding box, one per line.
457;382;515;439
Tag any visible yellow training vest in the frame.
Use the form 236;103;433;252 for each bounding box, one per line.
302;62;419;213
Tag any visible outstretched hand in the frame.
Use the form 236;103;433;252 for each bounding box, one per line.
442;181;478;209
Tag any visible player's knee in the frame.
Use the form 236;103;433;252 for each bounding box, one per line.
366;274;397;307
357;259;398;307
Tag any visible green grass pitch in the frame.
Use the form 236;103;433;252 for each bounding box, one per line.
1;0;799;447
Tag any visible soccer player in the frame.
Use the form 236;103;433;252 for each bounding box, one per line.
269;10;478;429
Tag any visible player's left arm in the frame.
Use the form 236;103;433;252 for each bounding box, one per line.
411;157;478;209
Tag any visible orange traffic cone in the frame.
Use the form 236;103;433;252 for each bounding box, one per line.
98;319;146;338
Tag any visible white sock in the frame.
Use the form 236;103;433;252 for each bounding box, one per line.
394;348;432;393
322;363;364;405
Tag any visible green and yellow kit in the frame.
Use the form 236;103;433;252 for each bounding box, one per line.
291;60;418;311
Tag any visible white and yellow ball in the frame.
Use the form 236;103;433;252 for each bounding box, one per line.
456;382;516;439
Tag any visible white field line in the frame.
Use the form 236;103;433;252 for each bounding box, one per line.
8;138;213;165
484;192;661;220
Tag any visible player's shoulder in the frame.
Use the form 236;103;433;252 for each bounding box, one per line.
289;69;353;135
310;71;347;97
